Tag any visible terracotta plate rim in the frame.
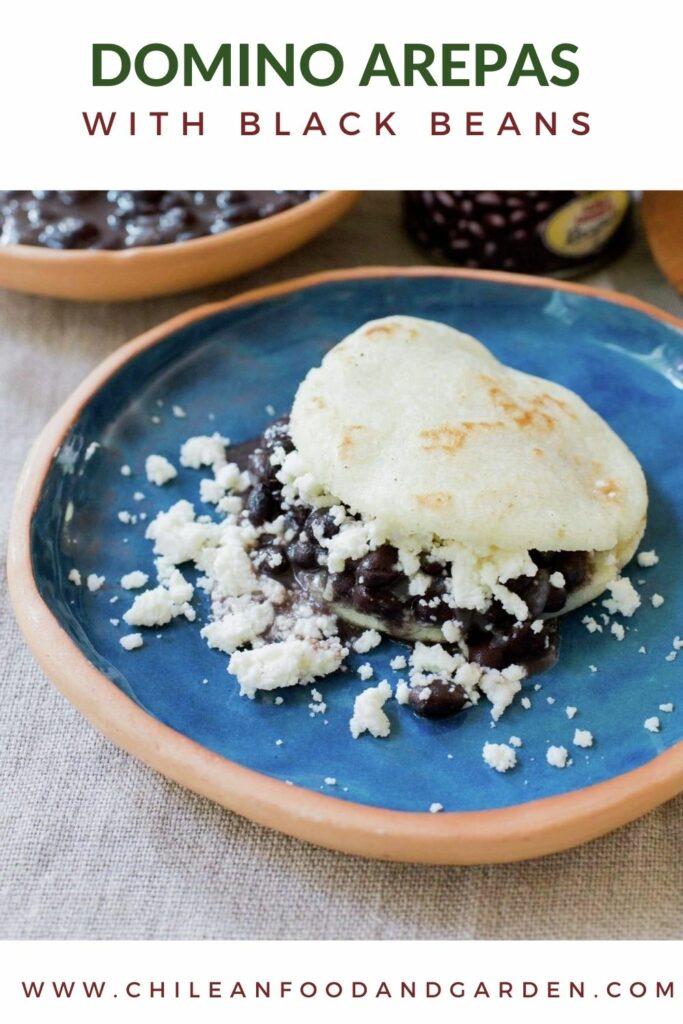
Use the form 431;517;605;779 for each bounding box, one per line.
8;265;683;864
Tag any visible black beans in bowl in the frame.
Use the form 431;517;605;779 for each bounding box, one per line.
0;190;320;251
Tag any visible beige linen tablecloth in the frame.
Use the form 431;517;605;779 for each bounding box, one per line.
1;193;682;940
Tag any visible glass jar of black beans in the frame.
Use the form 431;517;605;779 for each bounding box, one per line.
403;191;633;276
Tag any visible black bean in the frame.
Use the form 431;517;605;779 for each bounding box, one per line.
408;679;468;719
248;447;275;483
355;545;401;588
287;539;319;570
329;570;355;599
351;584;403;620
306;508;339;541
252;543;289;576
246;485;278;525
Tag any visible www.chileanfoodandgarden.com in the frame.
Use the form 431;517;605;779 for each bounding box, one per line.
20;978;675;1002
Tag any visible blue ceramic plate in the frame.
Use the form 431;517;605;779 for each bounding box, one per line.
10;269;683;863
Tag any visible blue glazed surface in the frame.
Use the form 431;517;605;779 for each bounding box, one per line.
31;275;683;813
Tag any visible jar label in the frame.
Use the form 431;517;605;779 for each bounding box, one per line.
543;191;630;258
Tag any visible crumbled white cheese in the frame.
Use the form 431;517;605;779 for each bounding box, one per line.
349;680;392;739
508;736;523;748
229;638;346;699
86;573;105;592
120;464;132;477
546;745;570;768
68;569;82;586
121;570;149;590
610;622;625;641
651;594;665;608
353;629;382;654
324;776;336;786
179;433;229;470
201;600;274;654
659;703;674;713
566;706;578;719
146;500;216;565
123;587;176;627
120;633;143;651
145;454;178;486
530;619;544;634
546;696;556;705
582;615;603;634
172;405;187;419
357;663;374;681
84;441;100;460
478;664;525;721
638;646;647;654
410;642;463;678
573;728;593;748
673;636;683;651
549;571;566;589
665;651;677;663
389;654;407;671
589;664;598;672
520;696;532;710
441;619;463;644
644;716;661;733
395;681;410;705
637;549;659;567
602;577;641;617
482;742;517;773
429;802;444;813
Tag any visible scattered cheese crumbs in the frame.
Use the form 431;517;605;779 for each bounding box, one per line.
582;615;603;634
179;433;228;470
357;663;374;681
120;570;149;590
265;404;276;416
659;703;674;713
429;802;444;813
123;572;194;628
665;651;677;663
120;633;143;651
673;637;683;651
638;646;647;654
651;594;665;608
117;510;137;525
151;415;161;424
84;441;100;460
275;739;283;746
133;491;145;502
549;571;565;589
324;777;337;786
172;405;187;419
390;655;407;671
68;569;82;586
352;629;382;654
534;683;542;691
349;680;392;739
546;696;556;705
109;618;120;626
546;745;570;768
602;577;641;617
86;573;105;592
508;736;523;748
145;454;178;486
566;706;578;719
573;728;593;748
589;664;597;672
395;680;410;705
644;716;661;733
229;638;346;699
441;619;462;644
637;549;659;567
521;696;532;710
482;742;517;773
610;622;625;641
530;619;544;634
120;464;132;477
274;696;284;705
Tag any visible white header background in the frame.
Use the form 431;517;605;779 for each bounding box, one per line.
0;0;680;186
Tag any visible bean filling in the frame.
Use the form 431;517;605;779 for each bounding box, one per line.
238;417;590;710
0;190;319;250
